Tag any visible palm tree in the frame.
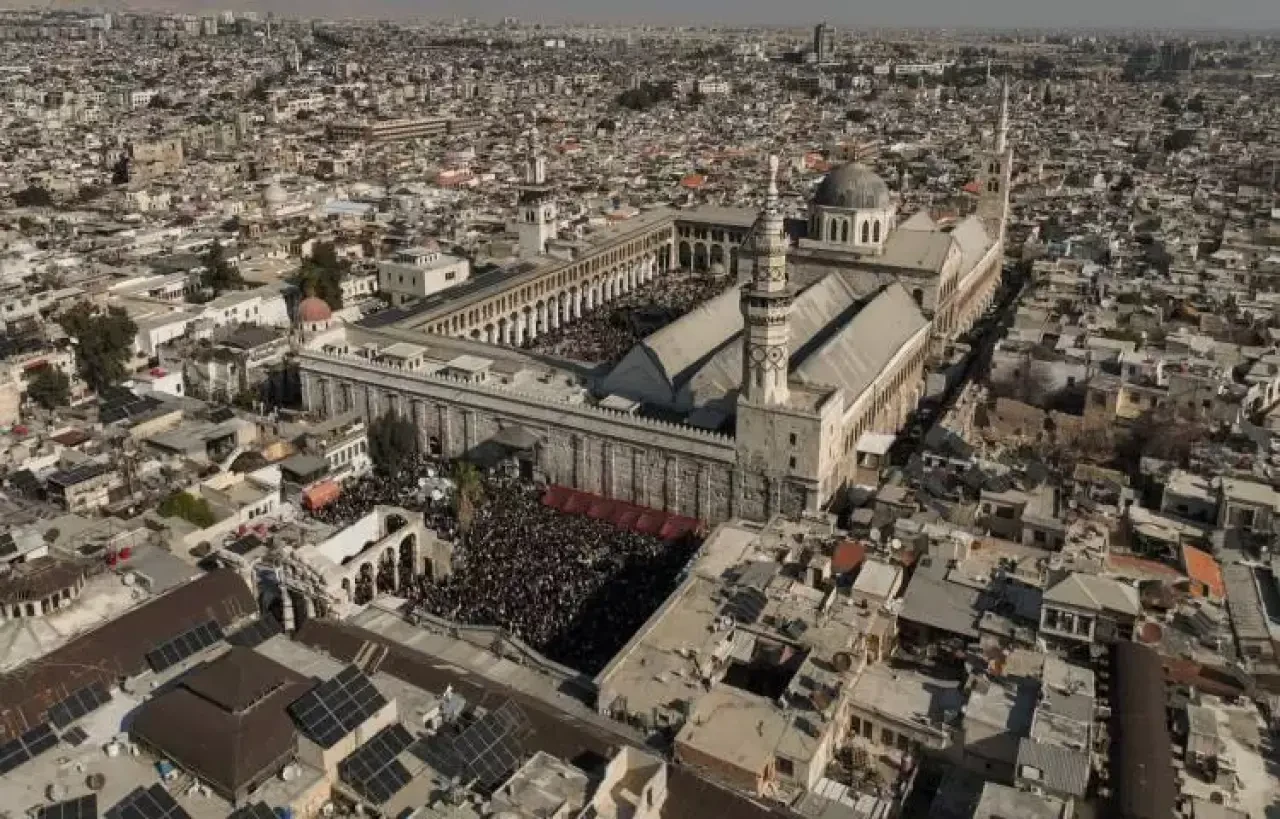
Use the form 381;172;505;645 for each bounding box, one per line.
452;462;484;534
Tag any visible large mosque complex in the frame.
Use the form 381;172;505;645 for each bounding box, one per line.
294;89;1013;524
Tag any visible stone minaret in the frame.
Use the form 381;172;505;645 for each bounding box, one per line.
740;156;792;407
518;128;556;257
979;80;1013;240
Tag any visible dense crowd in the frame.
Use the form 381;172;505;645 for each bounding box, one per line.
526;269;733;363
411;477;700;674
309;462;700;674
312;454;460;539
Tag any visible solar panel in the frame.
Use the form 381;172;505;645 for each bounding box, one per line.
0;723;59;776
411;701;530;791
723;588;768;625
226;803;276;819
48;681;112;728
61;726;90;747
145;619;225;673
226;616;283;649
37;794;98;819
105;784;192;819
289;665;388;749
338;724;415;805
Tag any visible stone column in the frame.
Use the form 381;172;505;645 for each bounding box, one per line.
573;291;583;319
463;409;478;453
664;456;680;513
633;449;647;506
602;441;616;498
573;435;588;490
484;325;495;344
729;468;742;519
413;400;428;451
321;378;334;418
515;313;527;345
439;405;455;457
548;300;559;330
503;319;514;346
697;463;711;521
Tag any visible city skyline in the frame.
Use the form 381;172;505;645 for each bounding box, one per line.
7;0;1280;32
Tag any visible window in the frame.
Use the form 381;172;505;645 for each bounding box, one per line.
775;756;794;777
881;728;895;746
789;433;797;446
445;271;456;281
861;221;870;243
789;456;797;469
896;733;910;753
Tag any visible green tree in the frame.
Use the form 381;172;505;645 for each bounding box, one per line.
201;241;243;295
158;491;217;528
294;242;346;309
368;410;419;480
14;186;54;208
26;365;70;409
451;461;484;534
58;302;138;394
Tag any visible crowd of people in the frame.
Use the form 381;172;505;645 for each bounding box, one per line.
308;460;701;674
527;269;733;364
311;453;460;540
410;477;700;674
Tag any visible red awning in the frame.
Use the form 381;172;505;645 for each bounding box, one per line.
540;486;703;538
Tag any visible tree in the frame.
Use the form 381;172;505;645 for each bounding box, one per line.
294;242;346;309
451;461;484;534
14;186;54;208
58;302;138;394
201;241;243;295
1160;93;1181;114
158;491;217;528
26;365;70;409
368;410;419;480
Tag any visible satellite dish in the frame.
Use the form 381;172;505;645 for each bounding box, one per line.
890;538;902;552
869;528;881;543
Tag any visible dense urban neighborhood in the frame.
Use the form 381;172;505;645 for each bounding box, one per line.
0;9;1278;819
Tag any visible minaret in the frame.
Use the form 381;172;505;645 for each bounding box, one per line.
517;128;556;257
740;156;792;407
979;79;1013;239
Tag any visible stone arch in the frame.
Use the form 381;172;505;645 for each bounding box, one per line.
827;219;837;242
912;287;924;307
469;328;481;340
340;577;352;602
841;220;850;243
354;563;374;605
385;512;408;534
861;220;870;243
710;244;725;270
377;548;397;593
729;247;740;277
693;242;708;272
873;220;882;243
484;323;495;343
398;533;418;591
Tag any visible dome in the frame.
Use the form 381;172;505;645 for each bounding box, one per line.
298;296;332;324
262;181;287;208
812;163;891;210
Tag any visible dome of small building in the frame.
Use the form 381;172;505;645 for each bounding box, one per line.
812;163;891;210
262;181;287;208
298;296;332;324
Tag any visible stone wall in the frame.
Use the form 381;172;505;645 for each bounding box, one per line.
298;351;780;524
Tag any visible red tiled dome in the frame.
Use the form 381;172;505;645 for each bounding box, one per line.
298;296;332;324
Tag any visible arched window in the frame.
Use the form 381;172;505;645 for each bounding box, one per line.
873;220;882;243
861;221;870;243
828;219;837;242
840;220;850;243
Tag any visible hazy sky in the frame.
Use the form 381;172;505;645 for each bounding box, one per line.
185;0;1280;31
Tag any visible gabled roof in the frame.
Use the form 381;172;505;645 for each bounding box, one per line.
1043;573;1141;617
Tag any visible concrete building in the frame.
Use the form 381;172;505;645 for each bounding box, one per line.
377;243;470;307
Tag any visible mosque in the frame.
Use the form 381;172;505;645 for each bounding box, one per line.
294;88;1012;524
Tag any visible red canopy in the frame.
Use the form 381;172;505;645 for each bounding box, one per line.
541;485;703;539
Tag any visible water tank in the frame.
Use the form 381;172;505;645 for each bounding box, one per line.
104;741;122;758
280;762;300;782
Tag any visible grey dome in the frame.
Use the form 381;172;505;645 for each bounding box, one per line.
812;163;891;210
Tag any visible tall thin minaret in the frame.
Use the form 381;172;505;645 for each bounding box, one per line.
518;127;555;257
979;79;1013;239
740;156;792;407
